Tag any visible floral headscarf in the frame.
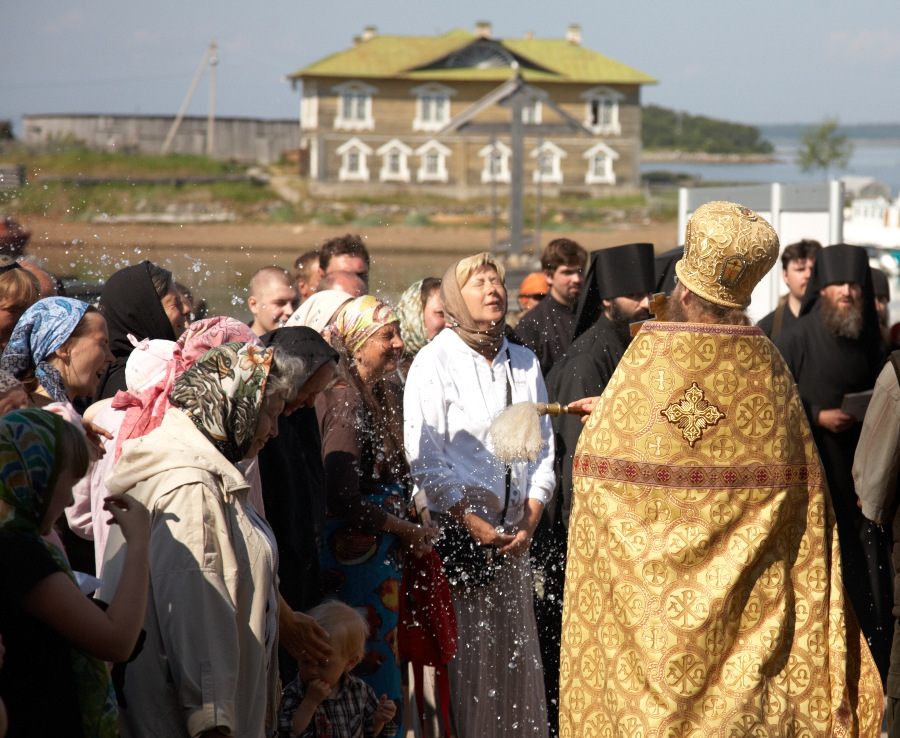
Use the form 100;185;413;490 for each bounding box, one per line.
0;408;118;737
332;295;398;356
396;279;428;358
111;317;263;461
0;297;90;403
169;342;273;464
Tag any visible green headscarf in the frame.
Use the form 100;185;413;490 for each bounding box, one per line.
0;408;118;738
396;279;428;358
169;341;274;464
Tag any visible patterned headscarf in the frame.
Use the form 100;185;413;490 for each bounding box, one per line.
0;408;118;737
0;369;25;397
0;297;90;403
396;280;428;358
332;295;398;356
111;317;262;461
0;409;65;535
169;342;274;464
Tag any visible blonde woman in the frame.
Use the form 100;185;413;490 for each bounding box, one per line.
404;253;554;738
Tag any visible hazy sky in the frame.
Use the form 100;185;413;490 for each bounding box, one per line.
3;0;899;134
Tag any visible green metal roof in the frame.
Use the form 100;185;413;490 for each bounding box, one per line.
287;30;656;85
504;39;656;84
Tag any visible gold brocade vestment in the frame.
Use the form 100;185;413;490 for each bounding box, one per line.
560;321;882;738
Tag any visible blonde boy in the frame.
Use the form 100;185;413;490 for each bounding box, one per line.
277;601;396;738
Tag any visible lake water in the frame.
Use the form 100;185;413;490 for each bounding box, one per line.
643;141;900;197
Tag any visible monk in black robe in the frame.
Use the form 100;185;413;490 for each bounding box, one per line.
775;243;892;683
547;242;657;527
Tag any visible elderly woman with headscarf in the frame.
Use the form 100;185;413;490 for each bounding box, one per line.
65;317;263;574
99;341;305;738
403;252;555;738
1;297;114;409
94;260;191;400
395;277;445;378
316;295;435;736
0;408;149;738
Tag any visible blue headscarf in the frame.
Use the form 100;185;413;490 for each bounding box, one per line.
0;297;89;403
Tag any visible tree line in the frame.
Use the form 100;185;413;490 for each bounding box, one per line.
642;105;774;155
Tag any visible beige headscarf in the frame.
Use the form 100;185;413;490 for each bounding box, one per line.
440;254;507;356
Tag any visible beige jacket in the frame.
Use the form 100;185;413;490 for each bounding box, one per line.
99;408;279;738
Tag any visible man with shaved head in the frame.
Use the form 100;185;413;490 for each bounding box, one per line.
292;249;321;303
316;270;366;298
247;266;298;336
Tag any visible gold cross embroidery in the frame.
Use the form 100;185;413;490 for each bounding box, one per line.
662;382;724;447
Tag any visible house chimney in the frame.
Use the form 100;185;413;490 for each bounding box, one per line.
475;21;492;39
566;24;582;44
362;26;377;41
523;30;535;40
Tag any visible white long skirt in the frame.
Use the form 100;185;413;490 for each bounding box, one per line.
447;552;549;738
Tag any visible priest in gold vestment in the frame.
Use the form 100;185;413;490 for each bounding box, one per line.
559;202;883;738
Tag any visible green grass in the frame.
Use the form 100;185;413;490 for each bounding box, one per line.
1;141;240;178
0;146;674;227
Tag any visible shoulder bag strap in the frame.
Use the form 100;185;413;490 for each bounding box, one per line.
771;301;786;340
500;357;512;526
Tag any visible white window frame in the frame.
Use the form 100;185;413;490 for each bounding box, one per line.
580;85;624;135
530;141;566;184
332;81;377;132
336;137;372;182
583;141;619;185
522;98;543;125
415;140;451;182
411;83;455;132
376;139;413;182
300;81;318;131
478;141;511;184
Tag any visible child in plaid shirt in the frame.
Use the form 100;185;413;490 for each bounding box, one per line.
278;601;397;738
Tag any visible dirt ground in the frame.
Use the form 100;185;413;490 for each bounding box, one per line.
25;217;680;257
21;216;681;316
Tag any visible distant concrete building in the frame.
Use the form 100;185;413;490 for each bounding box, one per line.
286;22;656;198
21;114;299;164
840;175;892;201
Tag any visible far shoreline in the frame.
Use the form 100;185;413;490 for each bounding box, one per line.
642;150;779;164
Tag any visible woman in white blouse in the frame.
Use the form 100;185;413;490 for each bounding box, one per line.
404;252;554;738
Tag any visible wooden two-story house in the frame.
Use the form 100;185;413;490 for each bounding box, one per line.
287;23;656;197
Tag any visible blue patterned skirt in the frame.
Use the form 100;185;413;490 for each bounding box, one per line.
319;484;405;737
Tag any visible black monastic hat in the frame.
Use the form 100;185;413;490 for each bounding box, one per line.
799;243;876;319
573;242;656;340
871;268;890;298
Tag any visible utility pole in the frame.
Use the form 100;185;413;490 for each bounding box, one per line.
161;41;218;155
207;41;218;156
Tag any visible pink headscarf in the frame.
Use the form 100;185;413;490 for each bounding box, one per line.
111;317;263;460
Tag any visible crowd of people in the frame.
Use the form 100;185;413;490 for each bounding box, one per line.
0;217;896;737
